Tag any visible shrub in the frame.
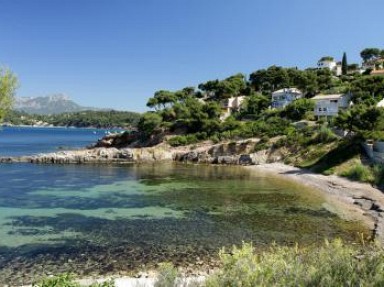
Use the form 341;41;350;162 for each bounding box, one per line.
33;274;80;287
205;240;384;287
373;163;384;186
311;126;338;144
167;134;199;146
32;274;115;287
154;262;180;287
340;163;374;183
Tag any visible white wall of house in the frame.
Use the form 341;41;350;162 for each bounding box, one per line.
271;88;303;109
312;94;351;117
220;96;245;120
317;60;337;70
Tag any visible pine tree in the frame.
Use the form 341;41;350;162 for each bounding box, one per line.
342;52;348;75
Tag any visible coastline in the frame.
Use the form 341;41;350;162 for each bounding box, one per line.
246;163;384;242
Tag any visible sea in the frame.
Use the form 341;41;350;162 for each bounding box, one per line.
0;126;368;285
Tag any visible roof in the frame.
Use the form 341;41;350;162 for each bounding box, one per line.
272;88;302;94
311;94;345;100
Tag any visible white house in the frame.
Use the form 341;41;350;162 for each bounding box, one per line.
317;58;343;76
220;96;245;120
271;88;303;109
317;58;337;70
312;94;352;117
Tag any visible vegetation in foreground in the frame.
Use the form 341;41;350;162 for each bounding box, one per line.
34;239;384;287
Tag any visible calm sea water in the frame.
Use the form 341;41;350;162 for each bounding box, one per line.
0;127;368;284
0;126;107;156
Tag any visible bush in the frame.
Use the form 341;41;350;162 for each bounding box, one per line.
373;163;384;186
167;134;199;146
154;262;180;287
205;240;384;287
310;126;338;144
340;163;374;183
32;274;115;287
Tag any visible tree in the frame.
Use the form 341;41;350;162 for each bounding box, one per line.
241;93;269;116
319;56;334;62
0;68;18;121
334;105;384;135
342;52;348;75
360;48;381;62
282;98;315;121
137;112;163;135
198;73;246;100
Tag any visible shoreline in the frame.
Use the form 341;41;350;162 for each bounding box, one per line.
247;163;384;242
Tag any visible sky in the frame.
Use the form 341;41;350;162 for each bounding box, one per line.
1;0;384;112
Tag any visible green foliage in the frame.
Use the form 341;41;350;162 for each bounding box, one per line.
319;56;334;62
137;112;163;135
32;274;80;287
311;125;338;144
360;47;381;62
32;274;115;287
0;67;18;121
205;240;384;287
198;73;246;100
4;110;140;128
167;134;199;146
335;105;384;135
340;163;374;183
373;164;384;186
249;66;334;96
350;76;384;104
240;93;269;118
282;98;315;121
308;138;362;173
154;262;180;287
342;52;348;75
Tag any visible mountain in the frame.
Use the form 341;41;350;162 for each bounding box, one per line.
14;94;100;115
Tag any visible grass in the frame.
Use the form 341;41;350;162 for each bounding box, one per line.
339;162;375;183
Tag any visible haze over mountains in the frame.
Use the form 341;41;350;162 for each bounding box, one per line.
14;94;102;115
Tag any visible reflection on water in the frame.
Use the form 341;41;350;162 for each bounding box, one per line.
0;163;368;284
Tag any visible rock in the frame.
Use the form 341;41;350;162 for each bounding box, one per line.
239;154;253;165
118;148;134;160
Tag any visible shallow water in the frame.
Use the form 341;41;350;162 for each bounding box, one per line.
0;162;368;284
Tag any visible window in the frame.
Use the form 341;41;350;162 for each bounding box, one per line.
330;100;338;103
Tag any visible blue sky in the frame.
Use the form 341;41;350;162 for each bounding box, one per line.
1;0;383;112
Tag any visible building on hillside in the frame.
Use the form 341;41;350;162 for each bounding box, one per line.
312;94;352;118
220;96;245;120
271;88;303;109
317;58;337;70
317;57;342;76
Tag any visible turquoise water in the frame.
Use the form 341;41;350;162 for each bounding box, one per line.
0;128;368;284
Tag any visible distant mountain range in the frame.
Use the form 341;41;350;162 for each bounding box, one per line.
14;94;101;115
